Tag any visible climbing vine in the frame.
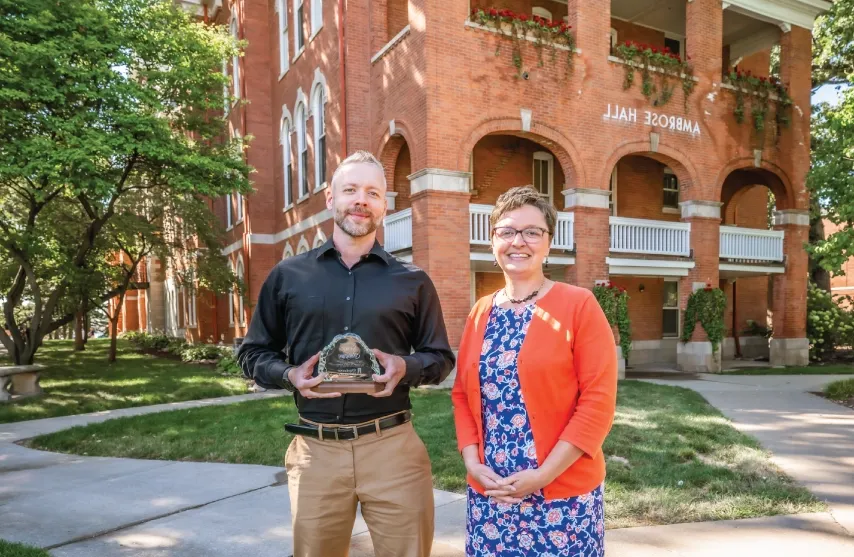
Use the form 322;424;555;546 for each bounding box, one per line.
469;8;576;78
681;284;727;355
612;41;695;109
593;282;632;360
723;69;792;134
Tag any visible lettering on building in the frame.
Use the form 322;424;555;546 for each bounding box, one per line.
603;104;701;137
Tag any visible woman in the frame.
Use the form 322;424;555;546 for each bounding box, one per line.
452;186;618;556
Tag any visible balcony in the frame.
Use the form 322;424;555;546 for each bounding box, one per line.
607;217;695;277
383;208;413;253
719;225;785;277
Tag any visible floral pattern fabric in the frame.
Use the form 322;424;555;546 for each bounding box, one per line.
466;302;604;557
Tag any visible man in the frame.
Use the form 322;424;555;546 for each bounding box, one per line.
237;150;455;557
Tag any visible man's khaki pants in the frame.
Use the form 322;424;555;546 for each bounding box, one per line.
285;419;434;557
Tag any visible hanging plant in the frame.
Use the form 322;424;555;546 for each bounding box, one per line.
681;283;727;355
593;281;632;361
469;8;576;79
723;70;792;135
612;41;695;109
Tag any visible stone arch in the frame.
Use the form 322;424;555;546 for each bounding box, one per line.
310;68;329;106
459;118;585;191
600;140;700;197
715;158;797;211
282;243;294;259
297;235;310;254
313;229;327;248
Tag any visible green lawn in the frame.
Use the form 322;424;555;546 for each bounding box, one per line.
824;378;854;401
0;540;50;557
26;381;823;528
723;364;854;375
0;339;248;424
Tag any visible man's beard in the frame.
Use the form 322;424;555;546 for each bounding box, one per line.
335;206;378;238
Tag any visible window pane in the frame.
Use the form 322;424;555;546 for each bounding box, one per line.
533;161;541;192
663;309;679;336
664;37;681;57
318;136;326;184
663;189;679;208
663;281;679;307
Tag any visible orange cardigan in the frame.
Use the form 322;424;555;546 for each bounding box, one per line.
451;283;618;500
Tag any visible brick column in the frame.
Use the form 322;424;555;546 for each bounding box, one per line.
409;169;471;352
770;210;809;366
564;0;610;63
677;200;722;372
562;189;610;289
778;26;812;211
685;0;723;81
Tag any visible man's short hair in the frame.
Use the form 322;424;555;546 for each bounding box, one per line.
330;150;387;190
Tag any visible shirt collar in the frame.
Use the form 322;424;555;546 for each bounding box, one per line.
316;237;391;265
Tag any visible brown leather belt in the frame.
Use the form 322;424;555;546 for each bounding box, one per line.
284;410;411;441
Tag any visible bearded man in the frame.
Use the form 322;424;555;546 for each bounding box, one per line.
237;150;455;557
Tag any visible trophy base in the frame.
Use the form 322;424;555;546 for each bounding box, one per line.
311;380;383;394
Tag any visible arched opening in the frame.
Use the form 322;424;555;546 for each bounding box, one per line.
380;134;414;257
718;166;790;362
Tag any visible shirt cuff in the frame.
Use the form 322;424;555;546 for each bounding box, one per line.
400;355;423;387
271;361;296;391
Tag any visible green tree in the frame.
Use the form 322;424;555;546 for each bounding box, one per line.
807;0;854;288
0;0;251;365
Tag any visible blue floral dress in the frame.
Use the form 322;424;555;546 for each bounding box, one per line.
466;301;605;557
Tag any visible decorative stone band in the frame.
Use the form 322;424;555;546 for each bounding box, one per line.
680;200;723;219
562;188;610;210
774;210;810;227
408;168;472;195
385;191;398;211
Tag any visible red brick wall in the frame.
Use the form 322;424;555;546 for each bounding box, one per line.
609;277;667;341
610;19;664;48
393;142;412;211
387;0;408;40
615;156;680;222
475;272;505;300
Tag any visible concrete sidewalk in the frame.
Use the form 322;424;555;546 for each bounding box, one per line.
1;375;854;555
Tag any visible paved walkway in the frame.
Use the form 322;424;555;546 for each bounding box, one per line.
1;376;853;555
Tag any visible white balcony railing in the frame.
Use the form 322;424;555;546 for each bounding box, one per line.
383;208;413;252
470;204;574;250
720;226;784;262
609;216;691;257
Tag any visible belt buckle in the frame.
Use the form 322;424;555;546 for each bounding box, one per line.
350;425;359;440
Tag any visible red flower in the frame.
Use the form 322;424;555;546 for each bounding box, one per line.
663;46;671;53
651;46;659;53
471;7;477;16
518;14;528;21
488;8;497;16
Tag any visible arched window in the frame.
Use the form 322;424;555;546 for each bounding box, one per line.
231;127;244;223
277;0;289;76
294;0;305;53
283;243;295;260
532;6;552;20
297;236;310;254
230;18;240;100
312;84;326;188
295;102;308;197
313;229;327;248
236;257;245;326
184;268;197;327
311;0;322;36
281;114;293;207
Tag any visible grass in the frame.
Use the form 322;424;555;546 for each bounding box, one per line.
723;364;854;375
26;381;823;528
0;540;50;557
0;339;248;424
824;378;854;401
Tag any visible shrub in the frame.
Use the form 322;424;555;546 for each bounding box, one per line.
807;282;854;361
216;352;243;376
180;344;228;362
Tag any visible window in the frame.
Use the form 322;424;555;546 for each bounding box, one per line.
313;231;326;248
312;86;326;189
282;117;293;207
283;244;294;259
226;194;233;228
296;103;308;197
663;168;679;209
227;261;235;325
532;7;552;20
222;59;229;111
662;280;679;337
294;0;305;53
235;190;243;223
311;0;322;36
609;167;618;216
664;36;682;57
532;151;554;202
185;270;198;327
236;258;245;326
230;18;240;100
232;128;244;222
277;0;289;75
610;28;618;51
297;236;310;254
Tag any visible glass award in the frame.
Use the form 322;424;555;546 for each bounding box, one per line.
312;333;383;394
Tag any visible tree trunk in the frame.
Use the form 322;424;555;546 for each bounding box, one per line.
108;292;127;363
74;310;86;351
809;197;831;292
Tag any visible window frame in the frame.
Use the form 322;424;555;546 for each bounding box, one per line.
663;167;679;209
293;0;305;56
662;279;680;338
230;18;240;102
312;85;326;190
277;0;290;77
296;103;309;199
310;0;323;38
532;151;554;203
281;115;294;209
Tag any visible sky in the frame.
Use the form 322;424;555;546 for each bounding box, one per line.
813;82;850;107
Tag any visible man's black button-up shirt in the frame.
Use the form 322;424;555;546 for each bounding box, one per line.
236;238;456;424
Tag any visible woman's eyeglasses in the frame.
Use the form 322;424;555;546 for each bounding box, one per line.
492;227;550;243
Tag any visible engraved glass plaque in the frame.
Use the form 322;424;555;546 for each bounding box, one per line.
312;333;383;394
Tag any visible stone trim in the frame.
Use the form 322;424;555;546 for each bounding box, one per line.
680;200;722;219
562;188;610;210
371;25;411;64
770;337;809;366
774;209;810;227
677;341;722;373
408;169;471;195
385;191;398;210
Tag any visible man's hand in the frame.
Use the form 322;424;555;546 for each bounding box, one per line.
287;353;341;398
370;349;407;397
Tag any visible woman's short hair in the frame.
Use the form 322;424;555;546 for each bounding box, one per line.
490;186;557;237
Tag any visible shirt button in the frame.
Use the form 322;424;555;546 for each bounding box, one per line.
346;297;351;301
344;326;349;331
348;271;352;275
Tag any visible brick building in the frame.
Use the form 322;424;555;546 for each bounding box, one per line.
121;0;829;373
